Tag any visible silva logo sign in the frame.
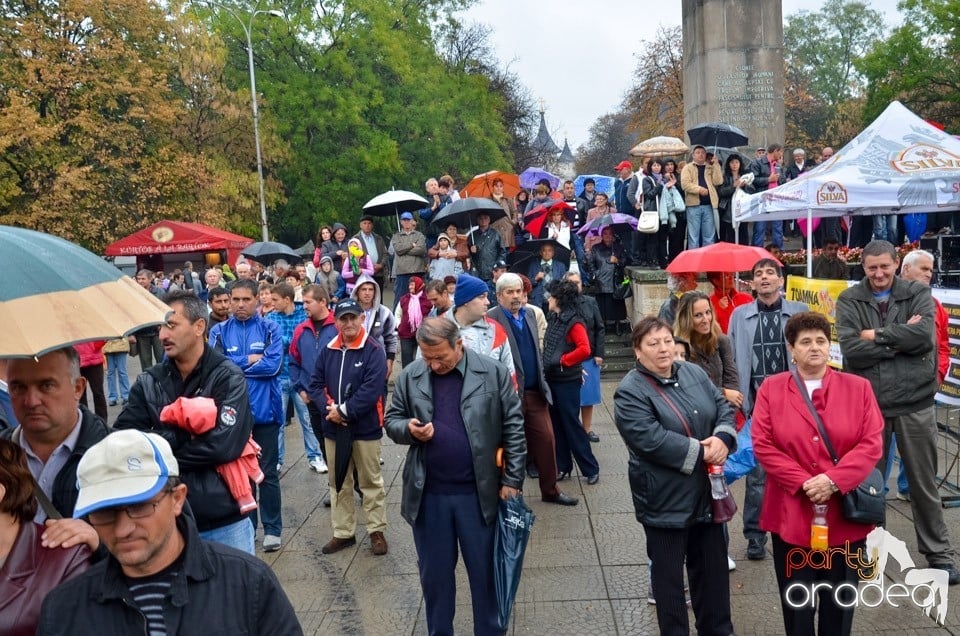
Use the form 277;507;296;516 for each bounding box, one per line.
783;527;949;625
816;181;848;205
891;144;960;174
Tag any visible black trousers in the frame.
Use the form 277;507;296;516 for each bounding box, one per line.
772;534;862;636
79;364;108;419
644;522;734;636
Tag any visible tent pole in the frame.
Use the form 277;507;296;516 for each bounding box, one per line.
806;209;814;278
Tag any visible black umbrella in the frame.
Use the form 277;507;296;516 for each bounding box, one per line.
687;122;749;150
334;383;355;493
506;239;570;275
710;146;752;168
494;494;535;630
241;241;302;264
431;197;506;229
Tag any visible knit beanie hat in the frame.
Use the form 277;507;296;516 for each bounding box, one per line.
454;274;488;307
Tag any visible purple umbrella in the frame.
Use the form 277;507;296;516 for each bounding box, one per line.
519;167;561;190
577;212;639;236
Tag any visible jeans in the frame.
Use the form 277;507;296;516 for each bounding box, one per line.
251;424;282;537
199;517;255;555
752;220;784;248
872;214;898;243
105;352;130;402
685;205;716;249
277;377;320;465
883;433;910;495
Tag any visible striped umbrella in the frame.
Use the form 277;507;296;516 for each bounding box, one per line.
0;226;171;358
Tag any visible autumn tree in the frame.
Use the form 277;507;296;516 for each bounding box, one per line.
574;112;636;176
623;25;685;141
858;0;960;130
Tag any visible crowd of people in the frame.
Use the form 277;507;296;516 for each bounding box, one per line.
0;141;956;635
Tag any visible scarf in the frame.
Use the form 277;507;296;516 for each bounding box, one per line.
406;276;425;330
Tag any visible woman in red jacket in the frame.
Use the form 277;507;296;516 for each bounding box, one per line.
73;341;107;418
752;312;884;636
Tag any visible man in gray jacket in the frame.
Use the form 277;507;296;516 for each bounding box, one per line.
386;317;525;635
728;258;807;560
837;240;959;584
389;211;427;311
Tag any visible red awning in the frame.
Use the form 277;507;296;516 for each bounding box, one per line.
105;221;254;264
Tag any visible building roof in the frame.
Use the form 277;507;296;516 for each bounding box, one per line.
533;110;561;155
558;138;575;163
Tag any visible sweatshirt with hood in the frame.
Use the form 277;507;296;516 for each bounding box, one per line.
349;274;398;362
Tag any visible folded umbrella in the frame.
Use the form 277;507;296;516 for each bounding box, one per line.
665;242;780;273
494;494;535;630
0;225;170;358
333;383;356;494
241;241;302;265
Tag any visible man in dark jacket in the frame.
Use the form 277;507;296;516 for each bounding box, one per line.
38;430;301;636
748;144;785;248
208;279;284;552
837;240;960;584
489;273;577;507
308;298;389;556
386;317;526;636
115;291;255;554
4;346;109;552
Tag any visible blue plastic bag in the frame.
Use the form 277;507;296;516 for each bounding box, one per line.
725;418;756;484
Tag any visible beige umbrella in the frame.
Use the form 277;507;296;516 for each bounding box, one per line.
629;135;690;158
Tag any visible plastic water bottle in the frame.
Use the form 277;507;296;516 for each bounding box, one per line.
811;503;829;551
708;464;736;521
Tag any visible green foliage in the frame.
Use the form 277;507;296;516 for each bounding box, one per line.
858;0;960;130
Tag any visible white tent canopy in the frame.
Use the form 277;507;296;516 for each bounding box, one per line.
733;101;960;224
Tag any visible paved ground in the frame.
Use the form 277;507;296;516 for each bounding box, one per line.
190;378;960;636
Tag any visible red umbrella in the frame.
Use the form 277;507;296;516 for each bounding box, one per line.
665;242;781;273
461;170;522;199
523;201;573;239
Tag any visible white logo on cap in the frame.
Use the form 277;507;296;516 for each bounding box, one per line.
127;457;143;472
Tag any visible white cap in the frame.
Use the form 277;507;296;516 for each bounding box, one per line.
74;430;179;519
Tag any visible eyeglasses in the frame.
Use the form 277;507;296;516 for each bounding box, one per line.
87;490;173;526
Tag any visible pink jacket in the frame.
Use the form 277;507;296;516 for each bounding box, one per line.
73;341;106;368
752;368;884;547
160;397;264;513
341;255;373;293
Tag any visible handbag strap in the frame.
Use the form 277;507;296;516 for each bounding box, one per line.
791;371;839;466
641;373;694;437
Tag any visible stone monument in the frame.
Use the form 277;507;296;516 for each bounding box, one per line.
682;0;785;150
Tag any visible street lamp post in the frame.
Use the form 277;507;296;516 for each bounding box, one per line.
205;1;282;241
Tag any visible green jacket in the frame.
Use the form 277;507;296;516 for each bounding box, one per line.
836;277;937;416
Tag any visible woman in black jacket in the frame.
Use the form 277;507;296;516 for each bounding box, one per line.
589;226;628;334
614;316;737;636
640;158;668;268
543;280;600;484
717;155;752;244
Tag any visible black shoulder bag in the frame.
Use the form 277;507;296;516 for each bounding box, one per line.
791;371;886;525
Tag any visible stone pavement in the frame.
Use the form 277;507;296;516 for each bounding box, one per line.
226;378;960;636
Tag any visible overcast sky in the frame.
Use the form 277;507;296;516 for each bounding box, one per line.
460;0;904;152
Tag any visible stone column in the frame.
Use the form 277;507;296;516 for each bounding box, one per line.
682;0;785;150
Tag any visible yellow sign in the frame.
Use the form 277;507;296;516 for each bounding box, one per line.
786;276;855;368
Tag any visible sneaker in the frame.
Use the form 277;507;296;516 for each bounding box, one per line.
370;531;388;556
263;535;281;552
728;555;736;571
108;399;118;406
747;539;766;561
310;457;329;474
379;455;384;465
932;563;960;585
896;492;911;502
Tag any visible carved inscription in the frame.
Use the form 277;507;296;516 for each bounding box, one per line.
715;65;776;124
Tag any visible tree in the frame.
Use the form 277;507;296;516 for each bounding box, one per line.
574;112;636;176
858;0;960;130
623;25;685;141
784;1;885;106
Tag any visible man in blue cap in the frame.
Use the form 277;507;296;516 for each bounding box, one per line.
390;211;427;311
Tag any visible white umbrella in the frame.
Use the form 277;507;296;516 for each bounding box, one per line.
629;135;690;158
362;189;430;230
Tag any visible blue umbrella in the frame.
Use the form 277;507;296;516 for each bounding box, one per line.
573;174;615;198
519;167;561;190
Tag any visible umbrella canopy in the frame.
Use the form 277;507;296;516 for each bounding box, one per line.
665;242;780;274
494;494;535;630
734;100;960;224
431;197;506;229
507;239;571;274
461;170;521;199
519;167;561;190
241;241;302;265
0;226;171;358
629;136;689;158
361;189;429;217
572;174;615;198
577;212;639;236
687;122;749;149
